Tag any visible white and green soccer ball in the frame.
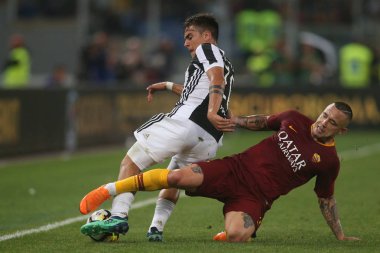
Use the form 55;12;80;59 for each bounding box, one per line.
86;209;119;242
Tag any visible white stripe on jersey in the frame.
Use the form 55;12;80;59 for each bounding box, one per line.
169;43;232;120
196;43;224;72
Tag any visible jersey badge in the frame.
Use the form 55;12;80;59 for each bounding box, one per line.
312;153;321;163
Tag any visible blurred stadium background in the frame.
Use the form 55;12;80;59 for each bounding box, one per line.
0;0;379;157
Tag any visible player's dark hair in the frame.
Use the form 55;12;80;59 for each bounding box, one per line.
334;101;353;121
184;13;219;41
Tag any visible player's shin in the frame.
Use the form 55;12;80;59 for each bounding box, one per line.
114;169;170;193
150;198;176;230
111;192;135;218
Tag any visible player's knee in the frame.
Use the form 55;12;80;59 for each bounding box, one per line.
158;189;180;203
226;229;251;242
167;171;182;186
119;155;140;179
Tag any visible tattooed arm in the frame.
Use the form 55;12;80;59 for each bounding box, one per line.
318;196;360;241
206;66;235;132
233;115;270;131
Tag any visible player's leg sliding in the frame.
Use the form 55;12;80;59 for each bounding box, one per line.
115;168;170;192
79;169;170;215
80;169;170;236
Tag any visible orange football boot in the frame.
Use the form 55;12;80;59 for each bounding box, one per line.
213;231;227;241
79;186;111;214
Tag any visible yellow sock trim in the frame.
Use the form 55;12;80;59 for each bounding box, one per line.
115;169;169;194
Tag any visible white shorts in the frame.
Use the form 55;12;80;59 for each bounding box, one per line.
128;115;221;170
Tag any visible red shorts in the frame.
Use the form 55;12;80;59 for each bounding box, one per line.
186;156;271;232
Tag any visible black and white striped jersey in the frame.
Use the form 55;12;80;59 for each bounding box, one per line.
168;43;234;142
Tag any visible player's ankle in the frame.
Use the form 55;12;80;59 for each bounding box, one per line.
104;183;116;195
111;212;128;219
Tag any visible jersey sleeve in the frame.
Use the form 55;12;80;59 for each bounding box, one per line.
314;161;340;198
195;43;224;72
267;110;299;131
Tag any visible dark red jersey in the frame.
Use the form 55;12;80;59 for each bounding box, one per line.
234;110;339;202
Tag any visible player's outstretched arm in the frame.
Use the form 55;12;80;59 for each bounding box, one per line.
318;196;360;241
146;81;183;102
233;115;270;131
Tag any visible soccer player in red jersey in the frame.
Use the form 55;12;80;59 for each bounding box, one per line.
80;102;360;242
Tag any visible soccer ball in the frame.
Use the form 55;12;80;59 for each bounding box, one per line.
86;209;119;242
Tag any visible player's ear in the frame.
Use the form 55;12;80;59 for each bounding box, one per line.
338;127;348;135
202;30;211;41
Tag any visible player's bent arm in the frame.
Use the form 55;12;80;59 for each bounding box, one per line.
318;196;360;241
147;81;184;95
207;66;225;116
206;66;235;131
146;81;183;102
166;81;184;95
234;115;270;131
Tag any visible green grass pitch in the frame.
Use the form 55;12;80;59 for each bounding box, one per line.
0;130;379;253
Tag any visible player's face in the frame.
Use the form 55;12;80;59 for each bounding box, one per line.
184;25;210;58
311;104;349;143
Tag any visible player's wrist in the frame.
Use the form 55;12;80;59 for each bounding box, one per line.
235;116;245;128
165;81;174;91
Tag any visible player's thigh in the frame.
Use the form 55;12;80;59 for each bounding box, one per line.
126;141;157;171
224;211;255;242
175;123;219;163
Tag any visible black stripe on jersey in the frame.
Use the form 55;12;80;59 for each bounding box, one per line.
136;113;166;133
202;43;217;64
223;55;234;108
168;64;203;117
181;63;203;102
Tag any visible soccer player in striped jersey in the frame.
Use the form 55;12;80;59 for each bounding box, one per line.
80;102;360;242
80;13;235;242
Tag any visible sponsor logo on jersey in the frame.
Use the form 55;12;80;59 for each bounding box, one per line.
277;130;306;172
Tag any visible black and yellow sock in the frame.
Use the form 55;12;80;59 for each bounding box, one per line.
115;169;169;194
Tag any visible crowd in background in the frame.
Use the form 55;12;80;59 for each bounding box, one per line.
233;7;379;88
76;31;175;87
1;0;380;89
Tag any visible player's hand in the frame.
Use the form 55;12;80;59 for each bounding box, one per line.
208;113;236;132
227;110;234;119
229;115;238;124
146;82;166;102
